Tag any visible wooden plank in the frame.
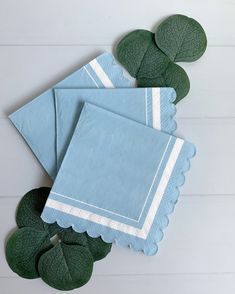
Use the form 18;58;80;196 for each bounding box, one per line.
1;196;235;277
0;0;234;46
0;1;234;293
0;46;110;118
0;117;234;196
176;47;235;118
1;274;235;294
0;119;52;196
0;46;234;119
177;117;235;195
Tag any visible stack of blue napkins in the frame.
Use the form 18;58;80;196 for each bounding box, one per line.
9;52;195;255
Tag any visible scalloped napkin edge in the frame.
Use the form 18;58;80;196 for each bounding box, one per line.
41;103;195;255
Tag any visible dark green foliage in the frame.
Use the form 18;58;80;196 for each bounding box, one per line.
155;14;207;62
116;14;207;103
86;234;112;261
116;30;156;77
5;227;51;279
137;62;190;103
16;187;49;230
58;228;112;262
38;243;93;291
5;187;112;290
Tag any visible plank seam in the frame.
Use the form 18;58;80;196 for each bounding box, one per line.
2;272;235;279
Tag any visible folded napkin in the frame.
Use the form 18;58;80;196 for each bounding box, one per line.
54;88;176;171
41;103;195;255
9;52;132;179
9;52;176;179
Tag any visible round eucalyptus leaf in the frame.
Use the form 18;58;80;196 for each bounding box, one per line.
38;243;93;291
86;235;112;261
137;62;190;103
58;227;88;247
116;29;154;77
163;62;190;102
155;14;207;62
6;187;112;290
16;187;112;261
5;227;51;279
16;187;50;230
16;187;62;235
136;40;170;78
58;228;112;261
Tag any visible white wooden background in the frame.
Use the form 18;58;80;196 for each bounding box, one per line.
0;0;235;293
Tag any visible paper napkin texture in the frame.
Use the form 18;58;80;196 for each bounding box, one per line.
9;52;132;179
41;103;195;255
54;87;176;170
9;53;176;179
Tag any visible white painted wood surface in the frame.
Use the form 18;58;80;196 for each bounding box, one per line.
0;1;234;293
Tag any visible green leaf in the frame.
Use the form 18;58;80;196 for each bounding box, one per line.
136;40;170;78
58;228;112;261
86;235;112;261
6;187;112;290
16;187;50;230
16;187;112;261
116;15;206;101
116;29;154;77
58;227;88;247
38;243;93;290
116;27;190;101
16;187;62;235
155;14;207;62
137;62;190;103
5;227;51;279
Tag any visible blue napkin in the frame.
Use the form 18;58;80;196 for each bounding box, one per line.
41;103;195;255
9;52;176;179
9;52;132;179
54;88;176;171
